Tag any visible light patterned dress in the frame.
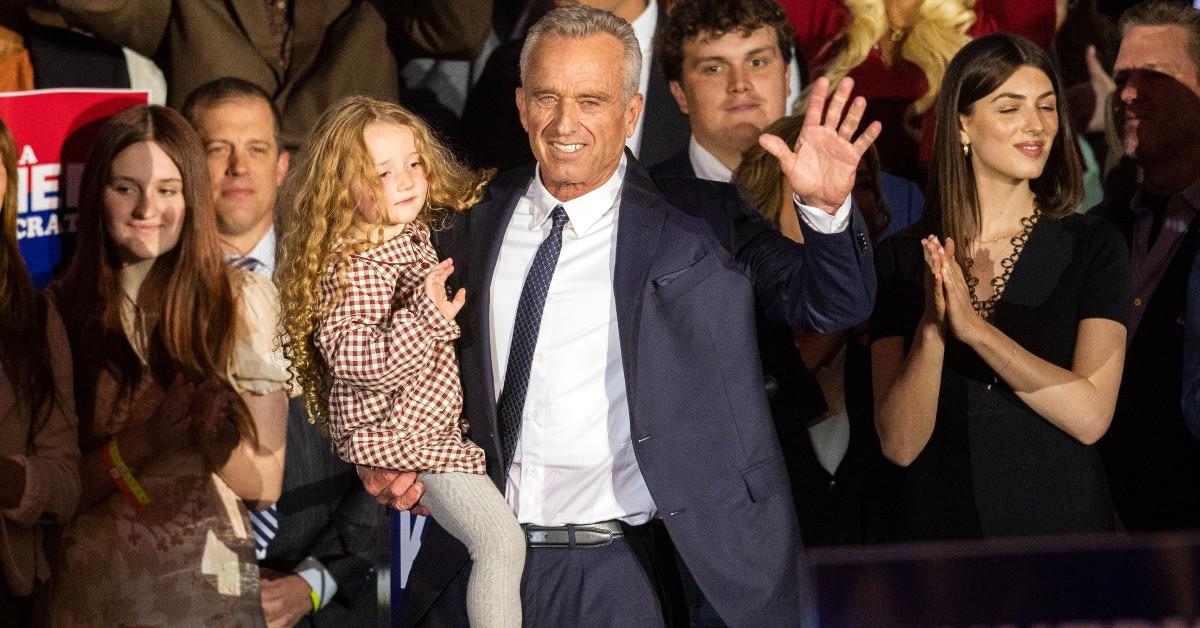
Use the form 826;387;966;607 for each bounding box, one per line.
46;268;289;627
317;222;485;474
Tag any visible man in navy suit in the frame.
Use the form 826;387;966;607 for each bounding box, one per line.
360;5;879;626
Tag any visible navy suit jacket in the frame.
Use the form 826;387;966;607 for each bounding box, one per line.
403;155;874;627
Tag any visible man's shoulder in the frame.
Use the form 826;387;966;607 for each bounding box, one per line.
647;148;695;179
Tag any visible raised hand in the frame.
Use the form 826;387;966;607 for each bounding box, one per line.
920;235;948;331
758;76;882;214
939;238;988;344
424;258;466;323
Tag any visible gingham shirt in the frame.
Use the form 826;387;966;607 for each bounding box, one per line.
316;223;485;474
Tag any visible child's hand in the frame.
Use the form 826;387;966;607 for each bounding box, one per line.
424;258;466;323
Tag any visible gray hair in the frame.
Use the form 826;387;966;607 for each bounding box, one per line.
1120;1;1200;82
520;4;642;103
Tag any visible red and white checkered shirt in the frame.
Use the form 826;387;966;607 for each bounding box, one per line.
316;223;485;474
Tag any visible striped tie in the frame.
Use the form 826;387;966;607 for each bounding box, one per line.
250;504;278;560
228;253;277;557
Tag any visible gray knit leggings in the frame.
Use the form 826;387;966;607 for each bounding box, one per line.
418;471;526;628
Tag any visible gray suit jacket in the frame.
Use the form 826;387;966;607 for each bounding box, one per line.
261;398;390;626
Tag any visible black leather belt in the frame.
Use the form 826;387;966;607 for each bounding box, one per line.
523;520;625;548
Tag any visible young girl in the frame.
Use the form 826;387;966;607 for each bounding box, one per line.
47;105;289;625
275;96;524;628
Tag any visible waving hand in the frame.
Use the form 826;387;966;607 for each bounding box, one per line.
759;77;882;214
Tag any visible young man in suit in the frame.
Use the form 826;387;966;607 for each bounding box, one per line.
1093;0;1200;532
652;0;792;180
184;78;390;626
360;5;879;626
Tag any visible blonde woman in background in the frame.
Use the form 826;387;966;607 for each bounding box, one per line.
781;0;1059;182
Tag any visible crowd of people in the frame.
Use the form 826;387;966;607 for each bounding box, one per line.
2;0;1199;626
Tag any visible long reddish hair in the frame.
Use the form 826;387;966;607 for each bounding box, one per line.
51;105;253;440
0;116;56;445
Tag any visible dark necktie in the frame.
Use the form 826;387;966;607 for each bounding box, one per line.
231;255;266;276
497;206;569;472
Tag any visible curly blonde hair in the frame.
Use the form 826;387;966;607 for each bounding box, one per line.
274;96;491;429
818;0;975;115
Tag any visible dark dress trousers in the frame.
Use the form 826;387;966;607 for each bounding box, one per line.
401;154;875;627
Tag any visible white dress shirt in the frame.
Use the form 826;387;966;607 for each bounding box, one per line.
491;157;656;526
227;225;277;278
627;0;657;157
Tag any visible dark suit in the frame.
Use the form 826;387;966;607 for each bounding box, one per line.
261;398;391;626
401;155;875;627
1092;184;1200;531
650;151;904;552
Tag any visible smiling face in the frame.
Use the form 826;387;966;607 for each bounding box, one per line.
359;122;428;233
669;26;789;169
192;96;287;244
517;33;643;202
1113;24;1200;167
103;141;186;265
960;65;1060;185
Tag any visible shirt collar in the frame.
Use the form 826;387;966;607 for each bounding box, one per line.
1131;177;1200;215
631;0;657;53
353;222;431;265
528;155;627;236
245;226;277;277
688;135;733;183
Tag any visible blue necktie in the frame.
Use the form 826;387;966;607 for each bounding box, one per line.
227;254;277;557
230;255;267;277
497;206;569;472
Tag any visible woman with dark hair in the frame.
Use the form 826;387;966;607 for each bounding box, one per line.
0;117;79;622
871;33;1129;540
45;105;289;624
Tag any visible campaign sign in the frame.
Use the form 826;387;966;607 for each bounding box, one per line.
0;89;148;285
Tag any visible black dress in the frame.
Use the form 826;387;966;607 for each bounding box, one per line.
871;214;1131;540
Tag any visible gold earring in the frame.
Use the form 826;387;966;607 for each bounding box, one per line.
962;143;970;157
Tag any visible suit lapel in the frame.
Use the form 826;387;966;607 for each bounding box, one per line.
613;157;667;412
463;166;534;452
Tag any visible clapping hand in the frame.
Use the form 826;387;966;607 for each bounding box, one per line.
758;76;882;214
922;236;988;344
424;258;466;323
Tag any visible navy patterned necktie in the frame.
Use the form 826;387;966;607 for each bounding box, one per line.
231;255;266;277
497;206;569;472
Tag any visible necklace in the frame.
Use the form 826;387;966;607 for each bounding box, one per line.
887;25;908;42
976;229;1026;244
964;209;1040;321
